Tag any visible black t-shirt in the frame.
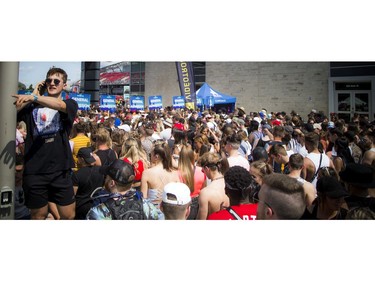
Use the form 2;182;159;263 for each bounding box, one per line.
17;99;78;175
95;149;117;167
72;165;105;219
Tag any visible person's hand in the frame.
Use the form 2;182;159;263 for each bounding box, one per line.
12;94;34;110
33;80;46;96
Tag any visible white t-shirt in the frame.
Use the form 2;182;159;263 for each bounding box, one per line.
160;128;172;141
227;154;250;171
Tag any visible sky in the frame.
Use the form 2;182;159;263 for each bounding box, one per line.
18;61;119;88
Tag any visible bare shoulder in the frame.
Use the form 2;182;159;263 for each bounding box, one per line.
303;180;315;191
362;150;375;165
304;156;314;168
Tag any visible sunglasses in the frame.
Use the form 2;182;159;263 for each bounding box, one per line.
45;78;62;86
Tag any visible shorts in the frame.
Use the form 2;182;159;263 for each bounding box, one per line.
23;170;75;209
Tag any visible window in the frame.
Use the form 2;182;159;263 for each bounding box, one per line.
193;62;206;89
130;62;145;94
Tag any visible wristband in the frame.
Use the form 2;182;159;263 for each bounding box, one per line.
32;95;38;102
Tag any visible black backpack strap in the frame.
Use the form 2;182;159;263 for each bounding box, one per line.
310;153;323;183
226;206;242;220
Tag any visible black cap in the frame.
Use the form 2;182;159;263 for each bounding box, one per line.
77;147;96;164
316;176;349;198
101;159;135;185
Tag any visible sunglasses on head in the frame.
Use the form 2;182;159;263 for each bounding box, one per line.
45;78;62;86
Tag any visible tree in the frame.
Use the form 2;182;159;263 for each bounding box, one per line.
18;82;26;91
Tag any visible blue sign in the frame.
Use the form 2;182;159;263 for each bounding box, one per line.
69;93;91;110
173;96;185;109
148;95;163;110
130;95;145;111
17;90;33;95
100;95;117;110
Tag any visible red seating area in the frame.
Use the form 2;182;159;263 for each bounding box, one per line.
100;72;130;84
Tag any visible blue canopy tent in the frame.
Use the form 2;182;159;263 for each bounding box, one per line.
196;83;236;113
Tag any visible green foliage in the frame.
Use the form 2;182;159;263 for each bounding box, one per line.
18;82;26;91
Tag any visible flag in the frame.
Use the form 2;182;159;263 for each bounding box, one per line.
176;62;196;110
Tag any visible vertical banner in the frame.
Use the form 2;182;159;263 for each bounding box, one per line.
148;95;163;110
176;62;196;110
130;95;145;111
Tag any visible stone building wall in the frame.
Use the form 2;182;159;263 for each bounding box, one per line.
145;62;330;118
207;62;330;118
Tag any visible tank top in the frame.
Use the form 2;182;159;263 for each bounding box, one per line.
306;152;331;188
178;166;206;198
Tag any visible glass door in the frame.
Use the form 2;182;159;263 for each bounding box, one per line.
337;93;351;123
336;92;370;123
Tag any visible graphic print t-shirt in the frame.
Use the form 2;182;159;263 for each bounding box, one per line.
17;99;78;174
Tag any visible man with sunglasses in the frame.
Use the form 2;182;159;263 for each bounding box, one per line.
13;67;78;219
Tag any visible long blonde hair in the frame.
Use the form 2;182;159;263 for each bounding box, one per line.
121;137;149;168
178;144;195;193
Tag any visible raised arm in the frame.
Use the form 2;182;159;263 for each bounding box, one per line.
13;94;67;113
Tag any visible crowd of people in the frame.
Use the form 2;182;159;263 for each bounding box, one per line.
12;67;375;220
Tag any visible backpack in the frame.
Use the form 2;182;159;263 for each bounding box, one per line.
90;187;113;207
104;190;146;220
256;138;270;148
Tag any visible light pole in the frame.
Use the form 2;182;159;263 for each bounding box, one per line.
0;62;19;219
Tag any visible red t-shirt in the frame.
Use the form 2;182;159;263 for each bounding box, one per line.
207;204;258;220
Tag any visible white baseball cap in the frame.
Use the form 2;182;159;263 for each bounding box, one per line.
162;182;191;205
118;124;131;132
